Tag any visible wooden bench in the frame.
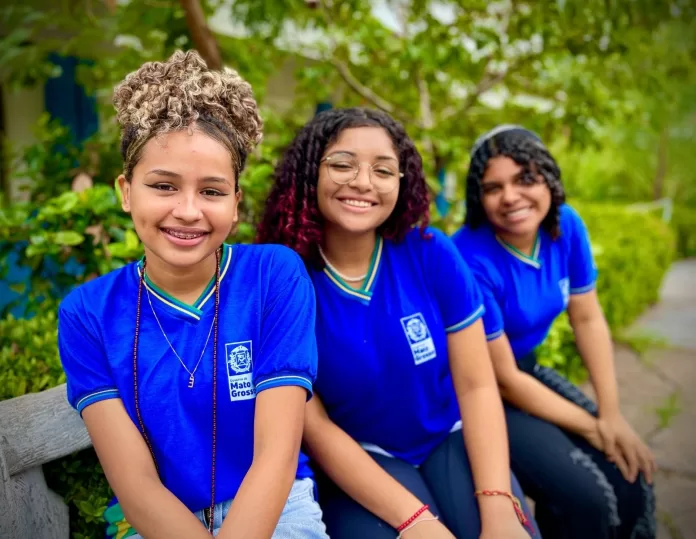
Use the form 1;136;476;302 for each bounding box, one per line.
0;384;91;539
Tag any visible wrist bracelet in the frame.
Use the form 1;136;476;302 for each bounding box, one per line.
397;516;439;538
475;489;532;532
396;504;429;532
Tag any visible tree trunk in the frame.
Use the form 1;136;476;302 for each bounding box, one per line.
179;0;223;70
653;128;668;200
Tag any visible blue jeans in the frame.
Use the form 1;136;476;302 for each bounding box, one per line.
130;478;328;538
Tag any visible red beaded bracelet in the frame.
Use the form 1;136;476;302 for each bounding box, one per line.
475;490;532;532
396;504;429;532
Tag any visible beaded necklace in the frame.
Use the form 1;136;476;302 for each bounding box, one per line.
133;248;221;533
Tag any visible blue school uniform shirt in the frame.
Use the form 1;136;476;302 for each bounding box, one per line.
452;204;597;359
309;227;484;466
58;243;317;512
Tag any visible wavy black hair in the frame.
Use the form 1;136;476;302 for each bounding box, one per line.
464;126;566;238
256;107;430;265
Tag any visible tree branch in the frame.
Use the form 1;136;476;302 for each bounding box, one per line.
440;1;520;120
179;0;223;70
441;55;529;121
417;75;434;130
329;58;397;115
318;0;405;118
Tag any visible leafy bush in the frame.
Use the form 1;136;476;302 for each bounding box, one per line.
537;202;676;381
0;310;62;398
672;205;696;258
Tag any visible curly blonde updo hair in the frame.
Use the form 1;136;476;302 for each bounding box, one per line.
113;49;263;188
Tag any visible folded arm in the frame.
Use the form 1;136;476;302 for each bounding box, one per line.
303;395;452;537
218;385;307;539
83;400;211;539
448;319;526;535
488;334;598;438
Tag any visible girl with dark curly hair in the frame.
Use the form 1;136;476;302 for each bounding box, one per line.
257;108;539;539
452;125;657;539
57;50;328;539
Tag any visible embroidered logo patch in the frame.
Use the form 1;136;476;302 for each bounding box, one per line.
559;277;570;307
225;340;255;401
400;313;436;365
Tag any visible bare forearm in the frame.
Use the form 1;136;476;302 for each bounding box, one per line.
574;316;619;415
117;476;210;539
458;385;517;524
306;422;426;528
501;371;596;436
218;459;297;539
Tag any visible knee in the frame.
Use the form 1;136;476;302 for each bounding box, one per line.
622;475;657;537
566;449;622;528
571;485;621;528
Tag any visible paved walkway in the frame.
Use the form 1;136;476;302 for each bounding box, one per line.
615;259;696;538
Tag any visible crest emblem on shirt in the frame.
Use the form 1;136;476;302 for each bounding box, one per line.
400;313;437;365
225;340;255;402
559;278;570;308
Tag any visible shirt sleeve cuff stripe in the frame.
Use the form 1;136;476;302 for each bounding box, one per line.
255;375;313;396
445;304;485;333
486;329;504;341
570;282;596;294
75;389;119;414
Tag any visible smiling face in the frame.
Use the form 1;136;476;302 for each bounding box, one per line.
480;155;552;239
118;127;241;270
317;126;400;236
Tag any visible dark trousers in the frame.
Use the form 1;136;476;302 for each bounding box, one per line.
507;354;656;539
315;430;541;539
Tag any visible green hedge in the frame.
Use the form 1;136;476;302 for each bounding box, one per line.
672;205;696;259
537;202;676;382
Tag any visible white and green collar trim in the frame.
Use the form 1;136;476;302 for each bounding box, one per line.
496;234;541;269
136;244;232;320
323;236;383;303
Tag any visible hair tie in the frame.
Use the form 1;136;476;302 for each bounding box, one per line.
470;124;544;157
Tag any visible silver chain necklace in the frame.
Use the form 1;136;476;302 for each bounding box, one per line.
317;245;367;282
145;283;216;388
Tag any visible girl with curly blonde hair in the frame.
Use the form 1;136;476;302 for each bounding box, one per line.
57;50;328;539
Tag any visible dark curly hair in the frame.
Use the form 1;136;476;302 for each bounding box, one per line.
464;126;566;238
256;107;430;265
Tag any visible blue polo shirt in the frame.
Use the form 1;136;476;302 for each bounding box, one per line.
309;227;484;465
58;243;318;512
452;204;597;359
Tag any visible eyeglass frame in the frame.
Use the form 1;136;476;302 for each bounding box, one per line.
320;153;404;194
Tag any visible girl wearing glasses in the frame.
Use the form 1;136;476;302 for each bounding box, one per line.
257;108;538;539
57;51;328;539
452;125;656;539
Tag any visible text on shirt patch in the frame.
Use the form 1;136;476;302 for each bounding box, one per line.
400;313;437;365
225;340;255;401
559;277;570;307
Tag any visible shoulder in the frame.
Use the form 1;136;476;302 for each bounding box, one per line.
452;224;496;254
451;225;497;262
451;226;502;282
400;225;451;254
59;264;133;318
557;204;594;252
559;203;586;232
392;227;461;270
235;243;309;280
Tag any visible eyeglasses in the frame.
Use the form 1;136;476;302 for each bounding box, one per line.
321;152;403;194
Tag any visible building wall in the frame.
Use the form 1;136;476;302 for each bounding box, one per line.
1;83;45;201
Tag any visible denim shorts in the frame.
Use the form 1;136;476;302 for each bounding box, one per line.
129;478;328;538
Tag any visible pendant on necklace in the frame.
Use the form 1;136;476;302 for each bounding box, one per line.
188;374;195;388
